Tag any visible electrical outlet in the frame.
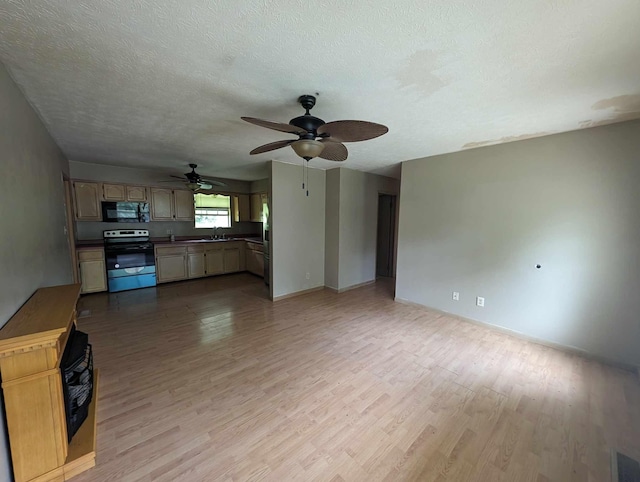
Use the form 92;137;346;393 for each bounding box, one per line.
305;272;310;280
452;291;460;301
476;296;485;307
166;229;173;235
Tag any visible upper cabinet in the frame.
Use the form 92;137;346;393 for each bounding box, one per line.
150;188;174;220
102;183;126;201
174;190;195;221
150;188;194;221
250;192;269;223
126;185;147;202
233;194;251;223
250;193;262;222
103;183;147;202
73;182;102;221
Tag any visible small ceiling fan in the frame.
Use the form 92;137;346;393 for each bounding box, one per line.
241;95;389;162
161;164;227;192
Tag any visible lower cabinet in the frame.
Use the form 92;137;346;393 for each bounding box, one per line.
223;248;240;273
78;248;107;293
157;241;246;283
204;247;224;276
187;249;206;278
156;246;188;283
246;242;264;277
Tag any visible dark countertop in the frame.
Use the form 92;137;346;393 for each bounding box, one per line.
76;235;263;249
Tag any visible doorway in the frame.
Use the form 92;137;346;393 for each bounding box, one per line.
376;194;397;278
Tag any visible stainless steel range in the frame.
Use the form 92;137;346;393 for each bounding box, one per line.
103;229;156;292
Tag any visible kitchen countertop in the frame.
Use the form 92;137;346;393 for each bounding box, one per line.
76;235;263;249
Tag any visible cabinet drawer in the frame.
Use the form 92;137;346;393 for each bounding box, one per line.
187;245;205;253
155;246;187;256
246;242;263;253
77;249;104;261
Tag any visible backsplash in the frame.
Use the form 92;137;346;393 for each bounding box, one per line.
75;220;262;240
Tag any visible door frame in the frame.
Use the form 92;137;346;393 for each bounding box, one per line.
376;192;399;279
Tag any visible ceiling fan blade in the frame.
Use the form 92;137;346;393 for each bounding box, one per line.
200;179;227;187
318;139;348;161
317;120;388;142
241;117;308;136
250;139;294;155
170;174;186;180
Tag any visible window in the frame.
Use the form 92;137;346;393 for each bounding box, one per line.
194;193;231;228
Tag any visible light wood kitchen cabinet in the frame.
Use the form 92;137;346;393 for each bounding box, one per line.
151;188;193;221
156;246;188;283
73;182;102;221
233;194;251;223
102;183;126;201
174;189;195;221
101;183;147;202
126;185;147;202
223;248;241;273
78;248;107;293
187;246;206;278
245;242;264;277
205;246;224;275
250;193;262;222
150;188;174;220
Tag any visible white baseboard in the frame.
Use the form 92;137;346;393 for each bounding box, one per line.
325;279;375;294
394;297;639;375
272;286;324;302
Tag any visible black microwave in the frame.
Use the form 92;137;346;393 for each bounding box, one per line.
101;202;150;223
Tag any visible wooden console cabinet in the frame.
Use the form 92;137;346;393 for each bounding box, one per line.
0;284;98;482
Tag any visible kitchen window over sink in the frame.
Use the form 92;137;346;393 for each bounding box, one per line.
194;193;231;228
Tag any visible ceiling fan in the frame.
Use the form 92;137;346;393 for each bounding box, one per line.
161;164;227;192
241;95;389;163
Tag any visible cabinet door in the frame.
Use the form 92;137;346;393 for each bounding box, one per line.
150;188;174;221
126;185;147;202
73;182;102;221
261;193;269;225
187;253;206;278
205;249;224;275
246;249;258;275
174;190;195;221
250;193;262;222
223;248;240;273
238;194;251;222
256;251;264;277
102;183;126;201
156;254;187;282
79;259;107;293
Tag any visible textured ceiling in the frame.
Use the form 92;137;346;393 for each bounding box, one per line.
1;0;639;180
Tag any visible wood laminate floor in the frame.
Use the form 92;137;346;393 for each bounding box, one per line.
73;274;640;481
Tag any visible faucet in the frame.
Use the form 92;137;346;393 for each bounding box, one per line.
211;227;218;240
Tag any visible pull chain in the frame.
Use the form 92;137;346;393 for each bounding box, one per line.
301;158;310;196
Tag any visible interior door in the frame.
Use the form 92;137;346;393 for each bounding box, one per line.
376;194;396;278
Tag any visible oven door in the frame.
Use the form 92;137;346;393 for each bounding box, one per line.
105;247;155;272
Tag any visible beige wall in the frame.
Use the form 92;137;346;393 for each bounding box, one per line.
0;62;72;479
396;120;640;368
271;161;325;298
324;168;399;290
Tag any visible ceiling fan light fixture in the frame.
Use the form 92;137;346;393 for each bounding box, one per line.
186;182;200;192
291;139;325;160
